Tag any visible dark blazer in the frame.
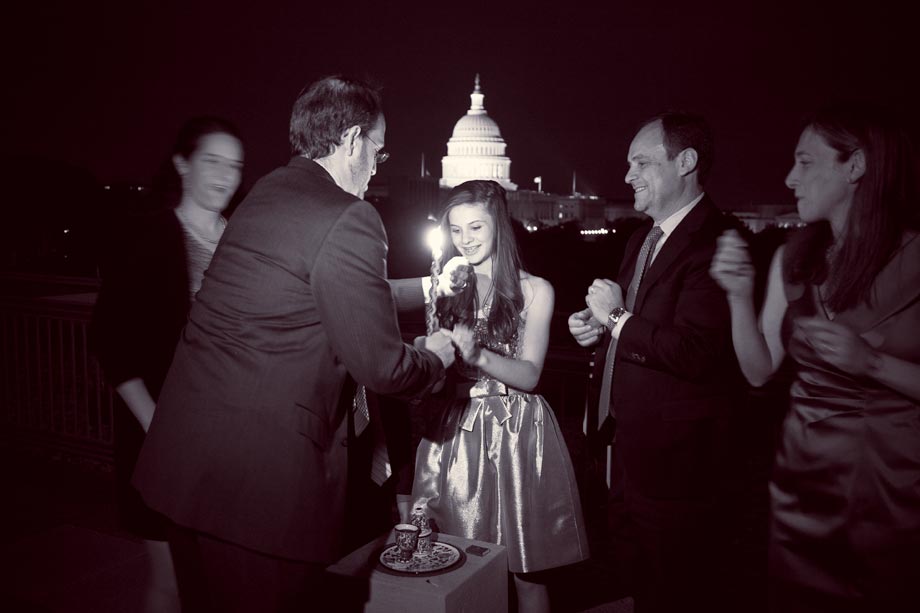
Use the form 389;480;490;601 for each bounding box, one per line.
90;208;190;398
132;157;444;563
590;196;745;500
90;208;190;540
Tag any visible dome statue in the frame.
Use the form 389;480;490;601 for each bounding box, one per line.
440;75;517;191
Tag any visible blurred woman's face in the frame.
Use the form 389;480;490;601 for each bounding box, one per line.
174;132;244;213
784;127;854;231
448;202;495;266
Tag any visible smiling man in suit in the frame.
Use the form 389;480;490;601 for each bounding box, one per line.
569;112;745;613
132;75;455;612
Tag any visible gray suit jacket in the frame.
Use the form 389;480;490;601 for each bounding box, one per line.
133;157;443;562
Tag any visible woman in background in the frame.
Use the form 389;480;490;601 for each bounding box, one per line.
710;104;920;612
91;116;243;611
412;180;589;613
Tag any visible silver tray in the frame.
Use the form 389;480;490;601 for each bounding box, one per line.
378;541;462;575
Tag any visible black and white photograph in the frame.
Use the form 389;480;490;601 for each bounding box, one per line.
2;2;918;612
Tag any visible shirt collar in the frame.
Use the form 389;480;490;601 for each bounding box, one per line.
656;192;704;236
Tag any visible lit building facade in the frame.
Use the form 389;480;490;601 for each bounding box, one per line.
374;76;800;237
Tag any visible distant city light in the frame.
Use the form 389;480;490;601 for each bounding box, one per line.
104;185;111;190
63;229;70;234
580;228;610;236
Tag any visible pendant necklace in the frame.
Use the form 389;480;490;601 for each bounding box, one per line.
479;282;495;317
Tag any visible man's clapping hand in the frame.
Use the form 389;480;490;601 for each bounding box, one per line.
568;308;603;347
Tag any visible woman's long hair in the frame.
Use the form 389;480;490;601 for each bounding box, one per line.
785;104;918;311
436;180;525;342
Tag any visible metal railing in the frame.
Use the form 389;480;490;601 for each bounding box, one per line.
0;285;116;463
1;278;592;467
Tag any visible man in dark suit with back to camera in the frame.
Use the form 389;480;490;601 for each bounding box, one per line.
132;75;455;612
569;112;745;613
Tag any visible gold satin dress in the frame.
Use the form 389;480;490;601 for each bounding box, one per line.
411;318;590;574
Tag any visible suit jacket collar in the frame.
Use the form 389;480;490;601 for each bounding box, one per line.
287;155;339;186
631;194;719;313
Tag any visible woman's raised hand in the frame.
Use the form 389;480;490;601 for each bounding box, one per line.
796;317;877;376
710;229;755;299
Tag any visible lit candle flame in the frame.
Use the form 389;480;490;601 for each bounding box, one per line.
426;226;443;260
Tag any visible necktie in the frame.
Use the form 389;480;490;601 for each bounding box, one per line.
353;385;370;436
596;225;664;427
626;225;664;311
354;385;392;485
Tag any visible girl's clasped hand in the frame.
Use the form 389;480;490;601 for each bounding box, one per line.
445;324;483;366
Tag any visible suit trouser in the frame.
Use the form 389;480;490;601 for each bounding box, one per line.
608;476;727;613
166;522;351;613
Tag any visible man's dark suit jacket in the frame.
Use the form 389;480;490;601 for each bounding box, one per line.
590;196;745;500
132;157;444;563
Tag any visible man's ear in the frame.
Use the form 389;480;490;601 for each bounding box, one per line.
848;149;866;183
342;125;361;156
173;154;188;177
677;148;699;177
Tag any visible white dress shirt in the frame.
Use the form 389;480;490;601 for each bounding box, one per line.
610;193;705;338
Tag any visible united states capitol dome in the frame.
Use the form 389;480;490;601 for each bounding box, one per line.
440;74;517;191
450;109;502;139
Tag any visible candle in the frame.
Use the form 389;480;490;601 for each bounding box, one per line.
426;226;444;335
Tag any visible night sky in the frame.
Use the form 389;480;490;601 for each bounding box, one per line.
7;1;918;209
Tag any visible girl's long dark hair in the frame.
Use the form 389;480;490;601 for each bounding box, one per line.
785;104;918;311
436;180;525;342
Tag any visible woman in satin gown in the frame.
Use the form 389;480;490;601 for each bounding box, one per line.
412;180;589;612
710;104;920;612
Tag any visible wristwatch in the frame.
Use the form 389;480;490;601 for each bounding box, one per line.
606;307;628;331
